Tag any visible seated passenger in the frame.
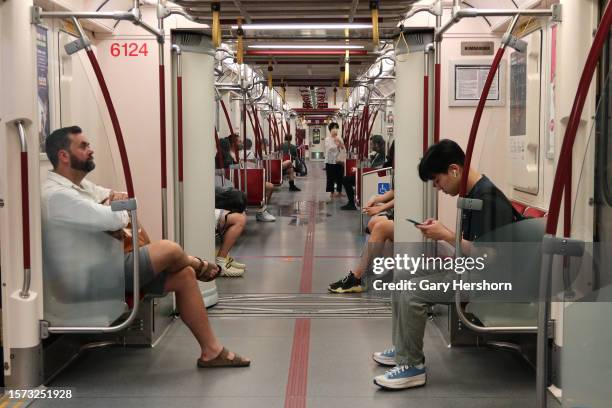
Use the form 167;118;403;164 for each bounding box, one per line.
328;189;394;293
279;134;301;192
43;126;250;367
243;138;276;222
219;133;240;168
372;139;517;390
215;208;247;277
341;134;386;210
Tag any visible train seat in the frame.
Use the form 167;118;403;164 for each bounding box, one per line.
465;201;548;329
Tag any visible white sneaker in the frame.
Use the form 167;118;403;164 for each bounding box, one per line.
373;364;427;390
256;209;276;222
372;347;396;367
227;256;246;270
216;256;245;277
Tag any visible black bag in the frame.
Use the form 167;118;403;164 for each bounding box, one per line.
294;157;308;177
215;186;247;213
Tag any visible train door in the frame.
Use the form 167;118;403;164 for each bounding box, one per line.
560;2;612;405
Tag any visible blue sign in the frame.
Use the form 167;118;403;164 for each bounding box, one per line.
378;182;391;194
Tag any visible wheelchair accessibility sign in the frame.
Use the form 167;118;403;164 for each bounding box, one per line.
378;182;391;194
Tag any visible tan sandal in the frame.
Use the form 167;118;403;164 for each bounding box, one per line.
194;257;219;282
197;347;251;368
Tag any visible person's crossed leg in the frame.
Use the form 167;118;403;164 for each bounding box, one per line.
144;240;250;367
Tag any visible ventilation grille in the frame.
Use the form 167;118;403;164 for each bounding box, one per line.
406;32;434;53
173;31;213;53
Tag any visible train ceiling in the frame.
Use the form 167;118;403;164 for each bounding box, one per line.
173;0;420;87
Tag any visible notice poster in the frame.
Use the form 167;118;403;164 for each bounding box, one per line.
36;25;50;154
454;65;500;101
509;51;527;137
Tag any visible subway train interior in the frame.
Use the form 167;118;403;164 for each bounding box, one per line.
1;0;612;407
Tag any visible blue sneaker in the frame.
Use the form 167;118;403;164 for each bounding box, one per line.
372;347;396;367
373;364;427;390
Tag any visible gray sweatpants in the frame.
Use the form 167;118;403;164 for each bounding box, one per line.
391;241;456;366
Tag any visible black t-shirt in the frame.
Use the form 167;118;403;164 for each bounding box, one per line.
461;175;516;242
219;137;237;168
280;142;298;158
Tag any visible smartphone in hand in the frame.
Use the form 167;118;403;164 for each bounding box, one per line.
406;218;423;226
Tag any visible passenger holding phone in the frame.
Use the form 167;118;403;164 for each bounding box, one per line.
362;189;394;217
372;139;517;390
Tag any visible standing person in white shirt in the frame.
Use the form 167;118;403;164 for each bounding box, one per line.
42;126;250;367
324;122;345;198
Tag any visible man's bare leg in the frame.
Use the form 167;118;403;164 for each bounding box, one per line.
217;212;246;258
163;266;248;362
265;182;274;203
353;219;394;279
147;240;201;275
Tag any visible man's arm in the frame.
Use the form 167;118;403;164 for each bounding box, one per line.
46;189;129;232
363;199;394;216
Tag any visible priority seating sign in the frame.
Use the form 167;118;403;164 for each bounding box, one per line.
378;182;391;195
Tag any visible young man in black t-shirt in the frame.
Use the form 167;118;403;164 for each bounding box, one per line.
372;139;517;390
279;134;301;191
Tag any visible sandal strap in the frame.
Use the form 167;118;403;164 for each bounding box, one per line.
194;257;207;279
197;347;250;368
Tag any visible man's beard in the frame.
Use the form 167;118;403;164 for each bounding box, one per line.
70;153;95;173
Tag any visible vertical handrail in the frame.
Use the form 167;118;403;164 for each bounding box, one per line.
158;17;168;239
241;80;248;197
220;99;235;135
15;121;31;299
423;49;431;226
433;63;441;144
172;45;184;247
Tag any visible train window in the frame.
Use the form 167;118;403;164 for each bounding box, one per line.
509;29;542;195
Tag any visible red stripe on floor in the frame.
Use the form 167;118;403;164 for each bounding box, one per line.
285;199;316;408
284;318;311;408
299;200;316;293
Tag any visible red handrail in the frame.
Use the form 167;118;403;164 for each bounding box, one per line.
246;108;262;160
177;74;184;182
214;127;224;169
360;106;370;159
546;1;612;234
459;47;506;197
86;49;135;198
159;64;167;190
367;108;379;138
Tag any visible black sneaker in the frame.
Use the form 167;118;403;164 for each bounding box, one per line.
328;271;364;293
341;203;357;210
289;184;301;191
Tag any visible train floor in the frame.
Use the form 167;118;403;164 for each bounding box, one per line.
32;164;560;408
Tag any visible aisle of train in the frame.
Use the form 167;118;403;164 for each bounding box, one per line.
30;166;554;408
